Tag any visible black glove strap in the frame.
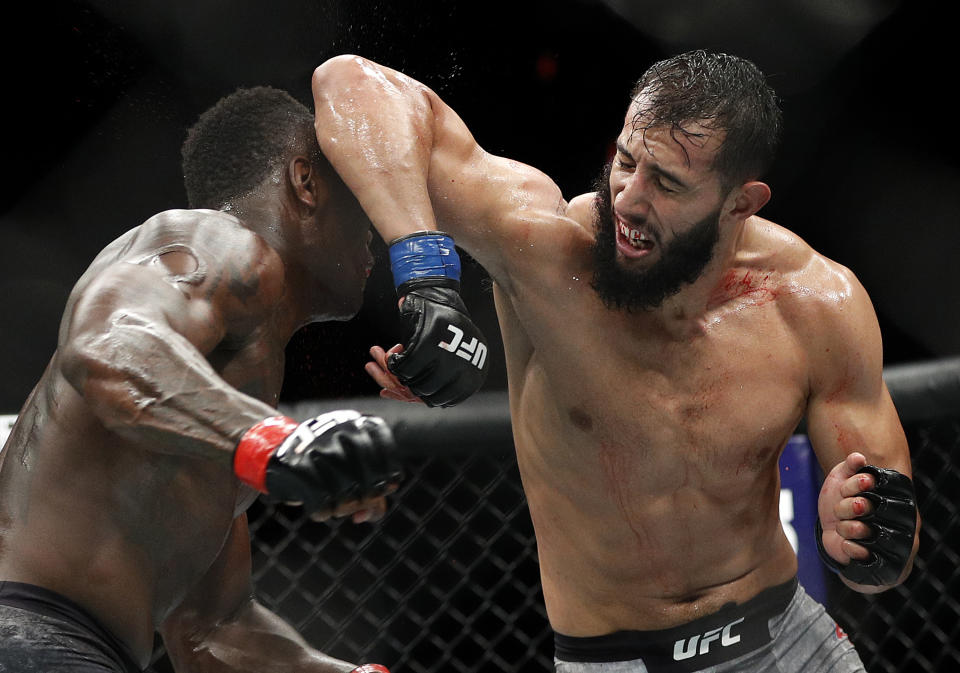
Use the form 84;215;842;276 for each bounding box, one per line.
396;275;460;297
816;465;917;586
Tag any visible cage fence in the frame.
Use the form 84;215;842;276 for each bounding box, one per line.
145;360;959;672
829;417;960;673
248;449;552;673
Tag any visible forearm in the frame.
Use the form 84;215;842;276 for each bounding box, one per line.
61;310;277;462
312;54;439;242
163;598;356;673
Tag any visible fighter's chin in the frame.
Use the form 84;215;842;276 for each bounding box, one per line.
323;284;367;322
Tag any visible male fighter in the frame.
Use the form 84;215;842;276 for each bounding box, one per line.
311;51;920;671
0;85;483;672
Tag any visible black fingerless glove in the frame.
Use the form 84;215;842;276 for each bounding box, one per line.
387;231;490;407
234;411;403;514
816;465;917;586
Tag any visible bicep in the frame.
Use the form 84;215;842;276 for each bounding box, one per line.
312;55;572;289
804;273;910;475
351;65;572;284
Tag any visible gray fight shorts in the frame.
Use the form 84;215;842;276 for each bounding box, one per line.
554;577;865;673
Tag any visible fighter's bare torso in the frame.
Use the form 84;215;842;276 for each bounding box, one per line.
312;52;911;646
491;208;840;635
379;80;858;634
0;209;286;663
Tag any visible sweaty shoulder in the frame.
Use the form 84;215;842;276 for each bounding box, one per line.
735;217;879;360
86;209;286;326
564;191;598;231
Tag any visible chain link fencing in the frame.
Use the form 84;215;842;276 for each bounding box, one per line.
144;360;959;672
248;449;551;673
830;417;960;673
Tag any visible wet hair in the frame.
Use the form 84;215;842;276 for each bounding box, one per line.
630;50;782;188
181;86;323;209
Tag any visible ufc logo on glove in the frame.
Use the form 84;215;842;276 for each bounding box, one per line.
439;324;487;369
387;231;491;407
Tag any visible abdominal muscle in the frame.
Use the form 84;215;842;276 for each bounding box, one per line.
513;380;800;636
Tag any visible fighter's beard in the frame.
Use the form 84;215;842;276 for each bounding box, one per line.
589;162;721;312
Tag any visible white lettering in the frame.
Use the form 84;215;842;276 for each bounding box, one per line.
455;337;476;361
438;325;463;352
472;342;487;368
438;325;487;370
722;617;744;646
698;627;722;655
672;617;746;661
673;635;699;661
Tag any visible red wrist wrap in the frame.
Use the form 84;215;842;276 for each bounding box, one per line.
351;666;390;673
234;416;299;492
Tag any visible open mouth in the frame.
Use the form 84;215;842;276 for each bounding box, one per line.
616;217;655;256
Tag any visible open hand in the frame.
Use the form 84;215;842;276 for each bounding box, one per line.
365;344;423;403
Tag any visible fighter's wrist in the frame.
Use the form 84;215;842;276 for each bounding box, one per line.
233;415;299;492
388;230;461;295
350;664;391;673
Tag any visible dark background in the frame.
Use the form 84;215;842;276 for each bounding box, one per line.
2;0;957;412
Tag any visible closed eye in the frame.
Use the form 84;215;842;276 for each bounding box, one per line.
656;177;677;193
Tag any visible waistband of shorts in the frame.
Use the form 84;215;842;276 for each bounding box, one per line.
554;576;799;671
0;580;143;672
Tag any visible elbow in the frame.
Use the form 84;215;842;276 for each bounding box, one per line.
312;54;433;114
312;54;373;97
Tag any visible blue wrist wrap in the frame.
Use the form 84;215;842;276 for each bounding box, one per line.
389;231;461;291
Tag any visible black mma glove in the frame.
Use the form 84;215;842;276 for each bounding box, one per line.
387;231;489;407
816;465;917;586
233;411;402;514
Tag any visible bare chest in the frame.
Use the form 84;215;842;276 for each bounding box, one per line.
510;295;808;490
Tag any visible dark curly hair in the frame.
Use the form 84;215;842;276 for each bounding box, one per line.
181;86;323;209
630;50;782;188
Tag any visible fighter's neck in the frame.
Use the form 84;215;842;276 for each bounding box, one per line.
218;198;323;338
647;217;756;331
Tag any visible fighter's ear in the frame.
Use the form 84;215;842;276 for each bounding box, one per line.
726;180;771;220
288;156;329;213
